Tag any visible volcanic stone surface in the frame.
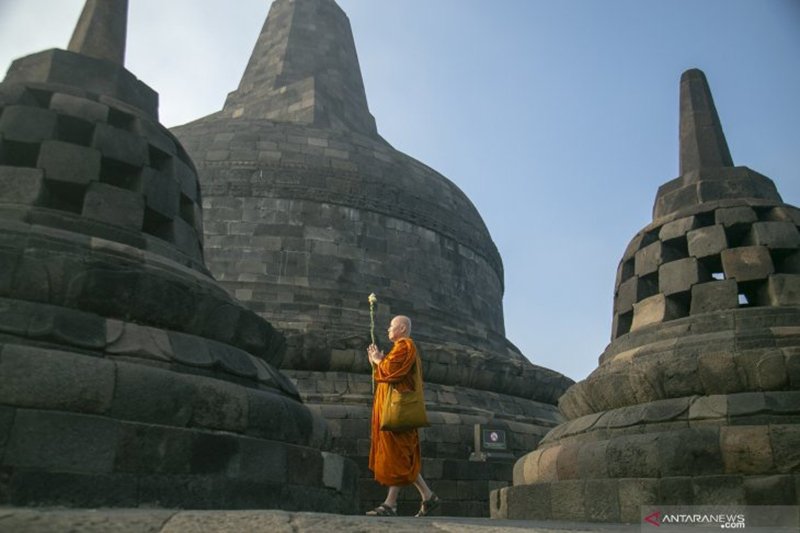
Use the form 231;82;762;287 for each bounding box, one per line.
491;69;800;522
0;0;357;512
171;0;573;516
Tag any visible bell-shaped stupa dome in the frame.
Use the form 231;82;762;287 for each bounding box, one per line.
172;0;572;515
492;68;800;522
0;0;357;511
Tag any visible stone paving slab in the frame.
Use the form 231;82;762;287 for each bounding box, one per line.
0;508;640;533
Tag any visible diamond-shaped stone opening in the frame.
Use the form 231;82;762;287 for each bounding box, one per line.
0;139;39;167
148;145;172;172
56;114;94;146
142;205;174;243
41;179;85;214
772;250;799;274
107;107;136;132
699;254;724;276
99;157;141;191
179;193;195;227
737;280;764;308
25;87;52;109
723;223;751;248
618;258;635;285
666;292;690;319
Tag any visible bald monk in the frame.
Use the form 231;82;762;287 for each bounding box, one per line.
365;315;439;517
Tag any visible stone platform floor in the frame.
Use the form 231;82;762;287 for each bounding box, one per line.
0;508;640;532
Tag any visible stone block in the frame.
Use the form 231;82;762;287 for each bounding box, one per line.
114;422;193;474
743;475;797;505
631;294;683;331
659;215;699;242
29;304;107;349
692;475;745;505
167;330;215;367
728;392;767;417
213;344;259;380
584;479;620;522
615;276;657;314
550;480;586;521
50;92;109;123
618;478;659;523
765;391;800;413
92;123;148;166
0;344;114;413
172;217;202;259
4;409;117;473
142;168;179;219
37;139;101;184
746;221;800;248
715;206;757;227
246;389;311;445
190;376;248;433
657;427;722;475
188;432;239;475
769;425;800;473
0;105;56;142
555;443;581;480
721;246;774;282
321;451;345;491
106;320;173;362
110;362;195;426
285;444;322;486
233;438;288;484
174;160;198;201
690;280;738;314
721;426;774;474
607;433;660;477
687;224;728;258
635;241;682;276
536;446;559;482
658;476;693;505
82;182;144;229
756;353;788;390
759;274;800;306
622;233;645;261
5;471;139;508
699;176;778;204
689;395;727;420
698;352;742;393
0;166;45;204
659;257;705;295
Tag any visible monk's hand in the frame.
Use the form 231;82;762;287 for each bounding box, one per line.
367;344;384;365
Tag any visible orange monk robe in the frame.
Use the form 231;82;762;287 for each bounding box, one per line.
368;337;422;486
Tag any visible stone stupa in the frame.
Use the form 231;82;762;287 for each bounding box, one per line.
492;69;800;522
172;0;573;516
0;0;358;512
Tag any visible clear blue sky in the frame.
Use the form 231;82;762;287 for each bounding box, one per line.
1;1;798;382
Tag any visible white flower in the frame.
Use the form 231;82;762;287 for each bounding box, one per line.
368;293;377;305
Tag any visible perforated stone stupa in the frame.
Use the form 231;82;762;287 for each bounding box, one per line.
0;0;357;511
491;69;800;522
172;0;573;516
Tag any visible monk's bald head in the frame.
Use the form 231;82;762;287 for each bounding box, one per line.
388;315;411;341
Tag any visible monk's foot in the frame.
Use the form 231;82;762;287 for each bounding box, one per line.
366;503;397;517
414;493;440;517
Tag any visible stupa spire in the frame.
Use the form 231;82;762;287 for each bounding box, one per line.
67;0;128;65
679;68;733;174
223;0;377;136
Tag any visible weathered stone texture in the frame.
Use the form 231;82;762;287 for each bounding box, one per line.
499;69;800;521
0;0;358;513
171;0;573;516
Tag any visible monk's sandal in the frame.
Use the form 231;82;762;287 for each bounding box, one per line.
414;493;440;517
366;503;397;517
